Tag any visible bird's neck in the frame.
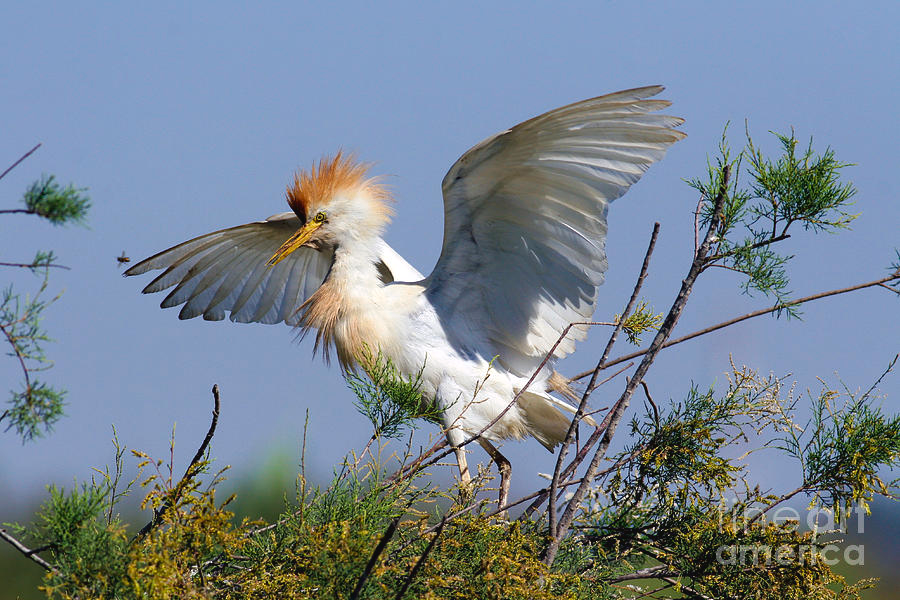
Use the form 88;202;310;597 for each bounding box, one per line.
300;236;394;368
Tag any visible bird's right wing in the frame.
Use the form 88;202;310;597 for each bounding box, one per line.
125;212;335;325
425;86;685;375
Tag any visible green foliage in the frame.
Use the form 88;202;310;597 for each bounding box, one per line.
12;356;895;599
22;174;91;225
687;127;857;314
1;279;66;441
890;250;900;293
347;347;443;438
777;357;900;519
2;153;90;442
615;300;663;345
566;364;893;599
745;132;856;234
4;127;899;599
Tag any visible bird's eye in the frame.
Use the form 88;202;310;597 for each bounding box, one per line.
313;212;326;223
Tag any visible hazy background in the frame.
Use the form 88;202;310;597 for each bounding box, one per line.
2;2;898;594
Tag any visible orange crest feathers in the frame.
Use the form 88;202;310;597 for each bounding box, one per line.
285;151;389;222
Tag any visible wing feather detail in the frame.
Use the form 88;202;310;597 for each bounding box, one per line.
125;213;335;325
426;86;685;374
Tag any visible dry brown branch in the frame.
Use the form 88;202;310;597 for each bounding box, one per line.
549;222;660;534
608;564;678;583
571;268;900;381
134;384;221;540
394;518;446;600
0;527;58;574
541;166;732;566
349;515;400;600
396;320;617;482
0;261;70;270
0;143;41;182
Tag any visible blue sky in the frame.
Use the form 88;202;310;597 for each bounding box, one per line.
2;3;898;521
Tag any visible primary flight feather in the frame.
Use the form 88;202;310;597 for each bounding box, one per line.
126;85;685;498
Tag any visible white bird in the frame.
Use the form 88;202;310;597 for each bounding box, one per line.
126;86;685;506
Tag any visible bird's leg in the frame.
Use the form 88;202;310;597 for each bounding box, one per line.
438;382;474;496
477;438;511;518
454;445;471;485
443;427;471;484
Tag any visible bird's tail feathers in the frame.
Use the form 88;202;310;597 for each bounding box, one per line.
517;389;598;452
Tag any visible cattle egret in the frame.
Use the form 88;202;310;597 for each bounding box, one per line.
126;86;685;507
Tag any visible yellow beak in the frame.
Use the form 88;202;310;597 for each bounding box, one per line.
267;220;323;266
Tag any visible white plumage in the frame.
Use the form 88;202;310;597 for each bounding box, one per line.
126;85;685;496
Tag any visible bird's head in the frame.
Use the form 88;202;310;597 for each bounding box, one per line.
268;152;393;266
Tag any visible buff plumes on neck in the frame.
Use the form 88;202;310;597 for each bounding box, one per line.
282;152;395;368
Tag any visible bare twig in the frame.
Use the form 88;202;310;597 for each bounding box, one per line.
394;518;446;600
542;167;732;566
0;527;58;574
398;321;616;482
640;381;660;430
571;269;900;381
751;485;808;525
662;577;714;600
349;515;400;600
587;361;635;394
0;319;34;394
134;384;221;540
693;196;703;253
0;261;70;270
520;364;633;519
388;436;448;483
704;232;791;263
608;564;678;583
0;143;41;182
877;282;900;296
548;223;660;535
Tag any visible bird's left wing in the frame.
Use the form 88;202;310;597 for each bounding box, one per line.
125;212;334;325
425;86;685;375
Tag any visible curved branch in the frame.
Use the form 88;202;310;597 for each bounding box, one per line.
571;269;900;381
0;143;41;181
0;527;58;574
133;384;221;540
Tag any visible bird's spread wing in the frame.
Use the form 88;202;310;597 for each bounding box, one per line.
124;212;336;325
426;86;685;374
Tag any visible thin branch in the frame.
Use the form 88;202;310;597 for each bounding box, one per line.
607;565;678;583
522;388;624;519
0;143;41;182
549;223;660;535
693;196;703;253
543;166;731;566
388;436;448;483
661;577;714;600
0;321;32;393
877;282;900;296
0;261;70;270
394;518;446;600
587;361;635;394
134;384;221;539
0;527;58;574
752;485;808;525
349;515;400;600
398;321;616;481
640;380;660;430
399;476;590;558
704;232;791;263
520;365;633;519
571;269;900;381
